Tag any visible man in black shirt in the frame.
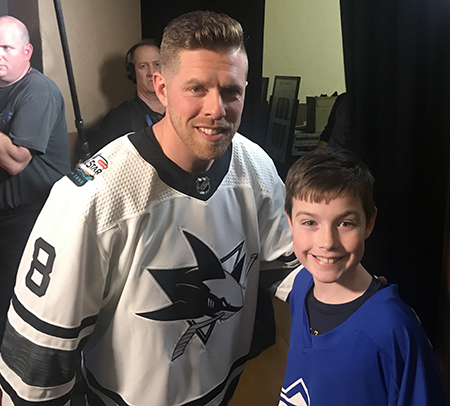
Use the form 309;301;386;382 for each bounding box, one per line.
96;39;165;151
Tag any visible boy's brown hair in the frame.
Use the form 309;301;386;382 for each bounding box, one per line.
285;148;376;220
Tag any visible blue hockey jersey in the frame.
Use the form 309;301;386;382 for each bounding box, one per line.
279;268;448;406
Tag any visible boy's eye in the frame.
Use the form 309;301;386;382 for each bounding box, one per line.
340;221;354;227
302;220;316;226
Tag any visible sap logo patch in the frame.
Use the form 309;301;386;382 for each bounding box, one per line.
279;378;310;406
67;154;109;187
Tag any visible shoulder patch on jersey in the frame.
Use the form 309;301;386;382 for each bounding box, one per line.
67;154;109;187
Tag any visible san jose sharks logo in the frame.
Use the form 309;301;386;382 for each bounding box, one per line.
137;230;258;361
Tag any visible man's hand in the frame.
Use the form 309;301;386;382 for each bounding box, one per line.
0;131;32;175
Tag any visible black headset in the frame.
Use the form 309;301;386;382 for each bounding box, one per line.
125;39;159;84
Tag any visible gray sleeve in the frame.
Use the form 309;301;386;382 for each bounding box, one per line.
9;81;62;154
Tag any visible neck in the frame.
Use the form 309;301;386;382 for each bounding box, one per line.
137;89;165;114
313;264;373;304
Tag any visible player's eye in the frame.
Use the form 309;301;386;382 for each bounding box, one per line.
222;87;243;100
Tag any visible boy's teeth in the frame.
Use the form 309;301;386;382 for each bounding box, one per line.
317;256;337;264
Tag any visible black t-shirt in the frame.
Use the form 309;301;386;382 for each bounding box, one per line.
319;92;350;149
306;276;386;335
95;96;164;153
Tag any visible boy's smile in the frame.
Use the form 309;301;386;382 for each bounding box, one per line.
288;194;376;301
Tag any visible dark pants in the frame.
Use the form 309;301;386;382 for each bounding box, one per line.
0;202;43;341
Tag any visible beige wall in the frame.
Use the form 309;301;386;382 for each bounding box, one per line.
263;0;346;102
38;0;141;135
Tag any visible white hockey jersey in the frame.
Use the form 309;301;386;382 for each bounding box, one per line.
0;128;299;405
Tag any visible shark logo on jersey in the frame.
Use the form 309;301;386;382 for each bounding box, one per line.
279;378;310;406
137;230;258;361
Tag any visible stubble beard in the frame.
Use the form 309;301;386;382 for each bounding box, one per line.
171;115;240;162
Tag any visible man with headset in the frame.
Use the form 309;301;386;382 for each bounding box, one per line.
96;39;165;151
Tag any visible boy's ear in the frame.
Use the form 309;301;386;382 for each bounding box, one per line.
365;207;378;239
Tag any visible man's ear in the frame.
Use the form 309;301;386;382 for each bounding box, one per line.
24;43;33;60
365;207;378;239
153;71;168;107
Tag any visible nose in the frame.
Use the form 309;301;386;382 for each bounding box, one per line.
317;225;339;251
204;90;226;120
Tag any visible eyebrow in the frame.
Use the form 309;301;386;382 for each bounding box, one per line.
222;83;245;94
182;78;244;92
294;210;361;218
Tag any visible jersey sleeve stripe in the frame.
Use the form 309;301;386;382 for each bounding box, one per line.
259;254;300;295
1;322;82;387
278;253;298;263
275;266;304;302
0;374;71;406
85;386;108;406
12;294;97;339
8;308;94;352
0;356;73;405
0;373;71;406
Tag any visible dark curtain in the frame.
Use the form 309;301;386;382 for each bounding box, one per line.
340;0;450;347
140;0;266;145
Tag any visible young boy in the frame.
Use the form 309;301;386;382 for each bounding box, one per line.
279;148;448;406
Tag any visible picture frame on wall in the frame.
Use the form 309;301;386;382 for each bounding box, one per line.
264;76;301;163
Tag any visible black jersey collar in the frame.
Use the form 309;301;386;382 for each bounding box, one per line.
129;126;231;201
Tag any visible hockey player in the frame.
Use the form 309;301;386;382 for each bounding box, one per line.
0;10;300;406
279;148;447;406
